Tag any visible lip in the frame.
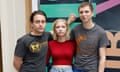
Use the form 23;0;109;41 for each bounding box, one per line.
58;32;64;34
38;27;43;29
59;32;63;33
82;16;87;19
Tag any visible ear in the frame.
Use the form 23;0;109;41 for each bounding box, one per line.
30;23;34;29
91;12;94;17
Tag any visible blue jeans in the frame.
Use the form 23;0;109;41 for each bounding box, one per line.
73;67;87;72
50;66;73;72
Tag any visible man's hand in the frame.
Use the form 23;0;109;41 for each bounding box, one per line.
67;13;76;25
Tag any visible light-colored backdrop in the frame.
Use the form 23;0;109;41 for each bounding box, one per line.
0;0;26;72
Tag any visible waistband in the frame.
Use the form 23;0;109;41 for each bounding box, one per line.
52;65;72;69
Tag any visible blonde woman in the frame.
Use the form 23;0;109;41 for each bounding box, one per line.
47;19;76;72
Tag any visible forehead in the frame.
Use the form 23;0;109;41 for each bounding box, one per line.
56;21;66;26
79;6;91;11
34;14;46;20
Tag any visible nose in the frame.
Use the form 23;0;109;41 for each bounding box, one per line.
57;27;63;32
58;28;62;31
39;23;43;27
37;22;43;27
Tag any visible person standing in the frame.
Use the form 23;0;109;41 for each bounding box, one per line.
47;19;76;72
13;10;52;72
69;2;109;72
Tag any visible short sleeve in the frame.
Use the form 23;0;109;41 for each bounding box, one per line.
99;32;109;48
14;38;27;57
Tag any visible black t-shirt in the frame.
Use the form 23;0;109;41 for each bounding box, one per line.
14;32;52;72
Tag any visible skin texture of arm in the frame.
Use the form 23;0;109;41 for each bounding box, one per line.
99;47;106;72
67;13;76;25
13;56;23;71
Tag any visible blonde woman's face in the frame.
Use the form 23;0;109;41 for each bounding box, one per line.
55;21;67;37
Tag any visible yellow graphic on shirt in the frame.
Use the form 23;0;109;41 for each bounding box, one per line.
30;42;40;53
30;41;48;53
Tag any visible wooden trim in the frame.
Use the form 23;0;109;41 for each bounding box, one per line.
0;33;2;72
25;0;32;33
0;43;2;72
106;60;120;69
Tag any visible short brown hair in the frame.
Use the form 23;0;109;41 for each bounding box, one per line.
78;2;94;12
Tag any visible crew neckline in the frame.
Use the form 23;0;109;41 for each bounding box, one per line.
29;32;45;37
54;40;69;44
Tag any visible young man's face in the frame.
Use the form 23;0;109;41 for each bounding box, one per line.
79;6;94;23
32;14;46;34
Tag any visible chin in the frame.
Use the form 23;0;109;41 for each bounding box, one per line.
38;30;44;33
83;21;89;23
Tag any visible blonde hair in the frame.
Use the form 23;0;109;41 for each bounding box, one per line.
52;19;70;40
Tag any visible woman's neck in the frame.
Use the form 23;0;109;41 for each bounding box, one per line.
57;36;66;42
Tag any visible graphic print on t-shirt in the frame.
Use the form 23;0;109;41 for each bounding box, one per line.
30;41;48;53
